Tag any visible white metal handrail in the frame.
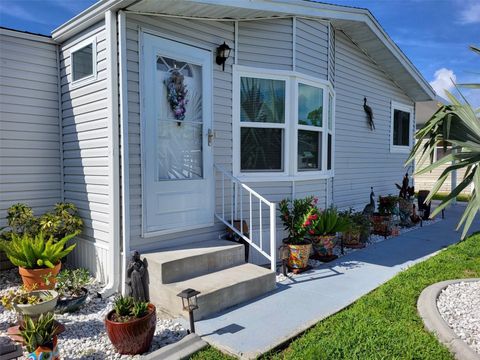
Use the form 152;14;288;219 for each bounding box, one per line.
214;164;277;272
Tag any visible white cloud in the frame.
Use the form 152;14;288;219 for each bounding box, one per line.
458;1;480;24
429;68;457;97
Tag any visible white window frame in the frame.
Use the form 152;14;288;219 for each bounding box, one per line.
233;65;335;181
70;36;97;86
390;100;414;154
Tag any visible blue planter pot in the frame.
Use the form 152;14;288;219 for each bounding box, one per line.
55;288;88;313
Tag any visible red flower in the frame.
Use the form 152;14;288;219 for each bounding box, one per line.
304;220;311;226
309;229;315;235
310;214;318;220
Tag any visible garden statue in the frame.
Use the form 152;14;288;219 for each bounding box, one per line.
396;171;415;200
125;251;149;302
362;187;375;216
363;97;375;130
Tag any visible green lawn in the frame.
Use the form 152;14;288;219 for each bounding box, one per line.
191;233;480;360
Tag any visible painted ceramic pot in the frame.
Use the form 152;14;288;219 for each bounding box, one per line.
19;262;61;290
105;304;156;355
14;290;58;318
26;336;59;360
55;288;88;313
286;243;312;269
312;235;337;256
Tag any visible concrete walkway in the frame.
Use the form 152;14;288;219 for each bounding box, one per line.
191;204;479;359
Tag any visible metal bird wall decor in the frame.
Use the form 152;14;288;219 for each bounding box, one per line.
363;97;375;130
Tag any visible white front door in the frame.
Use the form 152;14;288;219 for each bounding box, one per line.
142;33;214;235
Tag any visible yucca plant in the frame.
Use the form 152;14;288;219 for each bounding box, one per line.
0;232;77;269
407;45;480;239
308;208;350;236
21;312;58;352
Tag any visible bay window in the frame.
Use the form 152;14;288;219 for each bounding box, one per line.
234;67;334;179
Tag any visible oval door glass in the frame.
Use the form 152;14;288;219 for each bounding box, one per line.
156;56;203;180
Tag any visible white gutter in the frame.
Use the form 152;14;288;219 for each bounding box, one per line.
118;10;131;295
99;9;121;298
55;45;65;202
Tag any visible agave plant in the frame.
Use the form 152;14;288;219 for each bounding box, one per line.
407;45;480;239
21;312;58;352
0;232;77;269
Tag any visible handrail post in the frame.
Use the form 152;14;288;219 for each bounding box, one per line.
269;202;276;272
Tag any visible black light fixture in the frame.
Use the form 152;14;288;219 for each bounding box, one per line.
216;42;231;71
177;288;200;333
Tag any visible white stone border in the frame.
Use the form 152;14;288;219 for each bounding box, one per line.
417;278;480;360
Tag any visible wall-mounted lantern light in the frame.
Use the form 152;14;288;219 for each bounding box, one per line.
215;42;231;71
177;288;200;333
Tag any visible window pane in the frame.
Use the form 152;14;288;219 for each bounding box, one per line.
72;44;93;81
241;128;283;171
298;84;323;127
393;109;410;146
436;141;452;160
327;133;332;170
298;130;321;171
328;93;333;130
240;77;285;123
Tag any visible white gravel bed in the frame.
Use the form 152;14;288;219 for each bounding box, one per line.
0;269;187;359
276;218;440;282
437;281;480;355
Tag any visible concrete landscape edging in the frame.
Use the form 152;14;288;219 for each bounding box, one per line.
417;278;480;360
141;333;208;360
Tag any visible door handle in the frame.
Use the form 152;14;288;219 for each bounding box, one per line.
208;128;215;146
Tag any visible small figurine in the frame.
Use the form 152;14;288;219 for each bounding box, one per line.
125;250;149;302
362;187;375;216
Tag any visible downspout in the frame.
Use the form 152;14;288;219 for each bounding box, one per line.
100;9;120;298
55;45;65;202
118;10;131;294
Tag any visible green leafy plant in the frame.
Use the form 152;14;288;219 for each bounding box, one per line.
279;196;317;244
340;209;371;242
21;312;58;352
1;232;77;269
0;203;39;241
39;203;83;242
308;208;350;236
131;301;149;318
111;296;150;322
378;195;399;215
55;268;91;298
1;286;53;311
407;45;480;239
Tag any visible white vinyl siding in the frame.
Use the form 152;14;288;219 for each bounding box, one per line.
0;29;61;225
333;29;414;210
238;19;293;70
59;22;110;281
295;18;329;80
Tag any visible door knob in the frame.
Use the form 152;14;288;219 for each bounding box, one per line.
208;129;215;146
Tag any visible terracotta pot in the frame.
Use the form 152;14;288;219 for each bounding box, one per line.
312;235;337;256
285;243;312;270
19;262;61;290
27;335;60;360
105;304;156;355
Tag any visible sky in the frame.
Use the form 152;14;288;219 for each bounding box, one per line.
0;0;478;106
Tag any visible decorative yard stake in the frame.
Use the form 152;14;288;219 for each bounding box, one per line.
177;288;200;333
125;251;149;302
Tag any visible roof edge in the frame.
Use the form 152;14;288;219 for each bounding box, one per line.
1;26;56;44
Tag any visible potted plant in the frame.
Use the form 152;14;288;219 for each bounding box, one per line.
105;296;156;355
0;231;77;290
371;195;398;236
279;197;317;270
1;286;58;318
341;210;371;248
55;268;91;313
21;313;60;359
39;203;83;242
308;208;349;260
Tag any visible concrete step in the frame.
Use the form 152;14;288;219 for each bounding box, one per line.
144;240;245;284
151;263;276;320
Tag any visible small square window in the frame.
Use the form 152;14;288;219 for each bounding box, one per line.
72;42;95;82
241;127;283;171
391;101;413;153
240;77;285;124
298;130;322;171
436;141;452;160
